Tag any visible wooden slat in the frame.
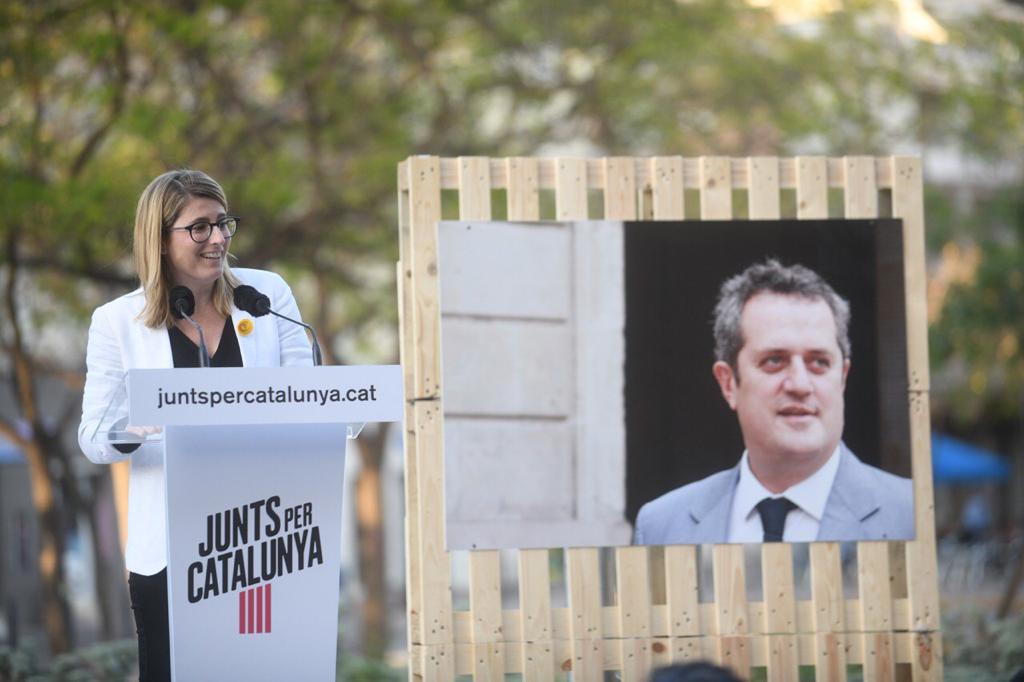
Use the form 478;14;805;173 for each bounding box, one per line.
458;156;492;220
432;157;905;191
767;634;799;682
407;156;442;398
906;334;940;672
892;156;940;636
397;164;422;651
437;157;897;191
415;643;456;679
699;156;732;219
671;636;705;664
650;157;685;219
604;157;638;219
796;156;828;219
397;258;422;650
469;551;504;680
718;635;750;678
405;155;453;681
892;157;930;395
712;545;748;637
761;545;797;630
566;548;602;679
518;549;555;680
747;156;781;219
651;637;672;669
910;632;943;681
416;631;934;676
859;542;894;682
811;540;843;630
413;400;453;673
506;157;540;221
819;633;851;681
864;632;895;682
456;596;918;644
555;158;589;220
616;546;652;681
810;543;847;681
619;638;651;681
665;545;701;638
843;155;879;218
906;391;940;627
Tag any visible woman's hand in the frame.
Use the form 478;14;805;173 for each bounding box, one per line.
125;424;163;440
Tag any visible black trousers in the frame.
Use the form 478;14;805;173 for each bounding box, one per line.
128;569;171;682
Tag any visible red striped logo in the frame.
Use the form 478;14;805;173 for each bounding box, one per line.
238;584;272;634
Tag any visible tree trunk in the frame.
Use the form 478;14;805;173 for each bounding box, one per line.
354;423;390;658
84;472;123;641
23;440;72;654
4;236;73;654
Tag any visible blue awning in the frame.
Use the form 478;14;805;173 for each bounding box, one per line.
932;433;1011;483
0;432;24;463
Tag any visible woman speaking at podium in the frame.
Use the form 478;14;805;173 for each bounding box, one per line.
77;169;312;681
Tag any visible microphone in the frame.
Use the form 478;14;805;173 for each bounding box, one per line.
169;286;211;368
233;285;323;366
232;284;271;317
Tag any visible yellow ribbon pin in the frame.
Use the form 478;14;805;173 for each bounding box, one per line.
237;318;254;336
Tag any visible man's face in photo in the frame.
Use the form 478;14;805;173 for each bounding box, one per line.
713;292;850;471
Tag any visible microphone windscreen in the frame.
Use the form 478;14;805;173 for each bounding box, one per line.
233;285;271;317
169;286;195;319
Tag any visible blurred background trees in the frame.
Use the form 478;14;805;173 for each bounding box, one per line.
1;0;1021;673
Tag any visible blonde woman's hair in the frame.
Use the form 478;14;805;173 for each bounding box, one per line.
134;169;240;328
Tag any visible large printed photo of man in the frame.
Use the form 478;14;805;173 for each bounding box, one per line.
626;218;915;546
633;259;913;545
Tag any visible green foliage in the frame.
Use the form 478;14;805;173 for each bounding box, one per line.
337;654;403;682
2;1;1022;358
930;186;1024;427
0;639;136;682
943;606;1024;679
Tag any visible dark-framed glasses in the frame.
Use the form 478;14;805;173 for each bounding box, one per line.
166;215;240;243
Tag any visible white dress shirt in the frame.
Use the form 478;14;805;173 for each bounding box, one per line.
726;445;841;543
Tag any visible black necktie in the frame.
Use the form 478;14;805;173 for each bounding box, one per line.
756;497;797;542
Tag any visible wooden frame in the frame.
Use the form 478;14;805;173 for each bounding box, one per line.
397;156;942;681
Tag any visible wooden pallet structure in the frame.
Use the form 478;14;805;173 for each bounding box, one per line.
396;156;942;680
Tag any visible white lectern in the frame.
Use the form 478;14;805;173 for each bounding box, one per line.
102;365;402;681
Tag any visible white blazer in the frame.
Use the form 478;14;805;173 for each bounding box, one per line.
77;268;313;574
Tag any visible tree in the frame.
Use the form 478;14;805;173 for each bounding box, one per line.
3;0;1023;657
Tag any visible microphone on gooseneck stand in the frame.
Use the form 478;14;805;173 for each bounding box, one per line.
169;286;211;368
233;284;324;366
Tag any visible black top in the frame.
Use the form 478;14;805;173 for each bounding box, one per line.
169;317;243;368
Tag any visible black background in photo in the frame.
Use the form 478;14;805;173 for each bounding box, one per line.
624;219;909;524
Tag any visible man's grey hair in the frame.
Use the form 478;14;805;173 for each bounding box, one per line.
713;259;851;369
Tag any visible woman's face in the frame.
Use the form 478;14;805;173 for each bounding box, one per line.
164;197;230;294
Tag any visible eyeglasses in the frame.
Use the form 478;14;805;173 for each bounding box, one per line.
166;216;240;243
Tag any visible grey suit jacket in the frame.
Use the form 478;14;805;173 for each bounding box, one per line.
634;445;914;545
